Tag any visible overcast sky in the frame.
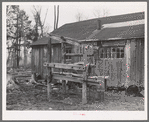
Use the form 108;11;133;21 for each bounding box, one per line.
17;2;147;32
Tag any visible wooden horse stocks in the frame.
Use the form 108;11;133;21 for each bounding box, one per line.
44;37;107;104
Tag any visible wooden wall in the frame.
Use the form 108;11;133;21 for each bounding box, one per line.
129;38;144;87
51;44;62;63
31;38;144;87
96;38;144;87
31;45;48;79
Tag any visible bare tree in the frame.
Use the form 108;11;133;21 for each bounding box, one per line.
93;8;110;18
75;12;83;22
102;9;110;17
33;6;49;38
93;10;101;18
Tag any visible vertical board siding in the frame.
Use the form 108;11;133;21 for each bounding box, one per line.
141;39;144;86
43;46;47;78
125;40;131;87
135;39;144;86
96;59;124;87
31;47;34;72
130;39;136;84
135;39;142;86
121;58;126;85
31;38;144;86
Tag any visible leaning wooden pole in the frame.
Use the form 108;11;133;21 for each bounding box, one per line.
61;42;66;94
47;38;52;100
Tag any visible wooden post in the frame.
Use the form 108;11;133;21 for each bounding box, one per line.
47;38;52;100
82;71;87;104
82;48;88;104
125;40;131;87
61;42;66;94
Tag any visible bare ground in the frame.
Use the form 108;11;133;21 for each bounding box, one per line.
6;82;144;111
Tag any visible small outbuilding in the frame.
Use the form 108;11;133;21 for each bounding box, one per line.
31;12;145;87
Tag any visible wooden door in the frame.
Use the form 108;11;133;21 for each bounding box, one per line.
97;46;126;87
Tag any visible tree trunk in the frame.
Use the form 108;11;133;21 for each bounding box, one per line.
21;14;26;69
16;14;19;67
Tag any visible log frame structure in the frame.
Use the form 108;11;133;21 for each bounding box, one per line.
45;35;108;104
30;12;145;104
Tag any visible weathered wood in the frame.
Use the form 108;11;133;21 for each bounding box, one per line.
65;53;83;56
47;39;52;100
53;74;83;83
125;40;131;87
53;71;83;77
140;39;144;86
82;81;87;104
43;62;85;71
49;34;80;46
137;39;141;86
130;39;136;84
102;40;126;47
82;56;89;104
61;42;66;94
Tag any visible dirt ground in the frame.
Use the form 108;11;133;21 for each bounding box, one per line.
6;81;144;111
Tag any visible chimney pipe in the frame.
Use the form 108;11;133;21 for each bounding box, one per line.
97;19;101;30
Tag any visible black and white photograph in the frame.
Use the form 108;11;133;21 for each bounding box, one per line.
2;2;147;120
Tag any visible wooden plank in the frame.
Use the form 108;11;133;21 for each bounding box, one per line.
102;40;126;47
117;60;121;86
82;81;87;104
44;63;85;71
135;39;139;85
53;74;83;83
49;34;80;46
121;55;126;86
125;40;131;87
61;42;66;94
110;59;118;86
140;39;144;86
137;39;141;86
65;53;83;56
130;39;136;84
31;47;34;71
47;39;52;100
82;59;89;104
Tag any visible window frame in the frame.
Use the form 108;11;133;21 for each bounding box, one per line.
65;48;72;60
99;46;125;59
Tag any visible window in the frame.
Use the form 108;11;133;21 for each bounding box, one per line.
99;47;124;58
66;48;71;60
66;49;71;53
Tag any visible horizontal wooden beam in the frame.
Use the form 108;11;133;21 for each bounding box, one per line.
53;72;83;77
52;74;109;86
43;62;85;71
53;74;84;83
88;76;109;79
49;34;99;50
49;34;81;46
65;53;94;56
65;53;83;56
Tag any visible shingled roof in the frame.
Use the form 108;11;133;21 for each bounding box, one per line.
30;36;60;46
90;24;144;41
31;12;144;46
51;12;144;40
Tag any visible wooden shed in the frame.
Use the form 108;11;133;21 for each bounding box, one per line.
31;12;145;87
30;36;61;79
